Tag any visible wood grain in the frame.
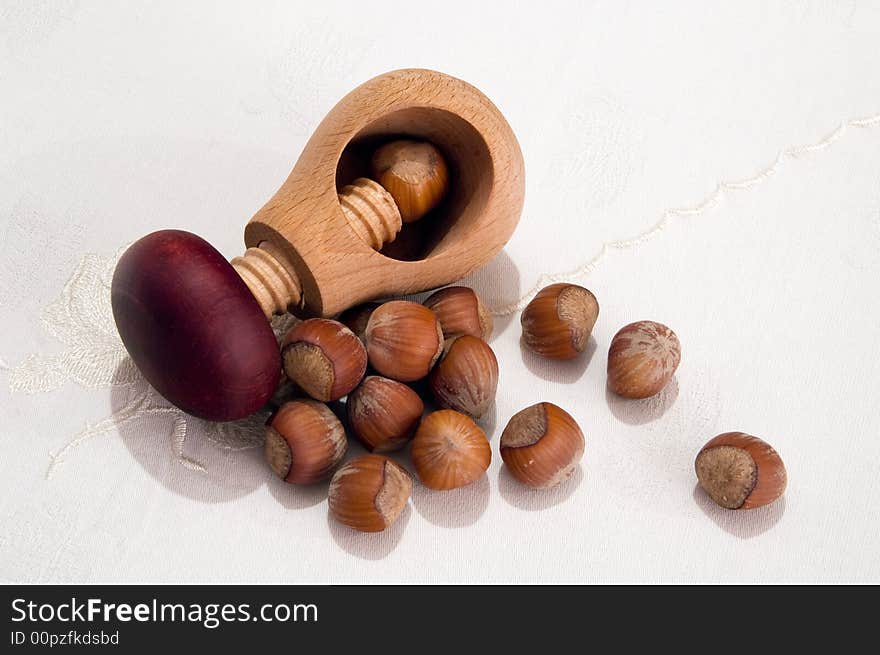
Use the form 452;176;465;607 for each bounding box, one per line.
112;230;281;421
244;68;525;317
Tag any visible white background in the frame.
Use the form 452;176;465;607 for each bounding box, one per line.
2;1;879;583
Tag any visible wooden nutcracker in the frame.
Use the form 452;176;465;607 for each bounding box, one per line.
112;69;524;421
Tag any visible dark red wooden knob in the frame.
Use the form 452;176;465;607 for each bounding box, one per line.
111;230;281;421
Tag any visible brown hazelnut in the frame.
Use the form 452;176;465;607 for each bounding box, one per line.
520;283;599;360
423;286;493;340
607;320;680;399
500;402;584;489
370;140;449;223
347;376;424;452
428;335;498;418
338;302;380;342
364;300;443;382
281;318;367;402
695;432;787;510
328;454;412;532
411;410;491;490
265;400;347;484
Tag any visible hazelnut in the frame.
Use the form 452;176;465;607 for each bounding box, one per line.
520;283;599;360
281;318;367;402
328;454;412;532
428;335;498;418
500;402;584;489
265;400;347;484
607;320;680;399
423;286;493;340
338;302;380;342
370;140;449;223
411;410;491;490
347;376;424;452
364;300;444;382
695;432;787;510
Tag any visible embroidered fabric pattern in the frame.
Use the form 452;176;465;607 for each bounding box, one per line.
4;249;296;477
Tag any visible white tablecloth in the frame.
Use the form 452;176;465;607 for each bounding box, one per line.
2;1;879;583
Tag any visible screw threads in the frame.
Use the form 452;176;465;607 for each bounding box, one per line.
231;242;302;317
338;177;402;250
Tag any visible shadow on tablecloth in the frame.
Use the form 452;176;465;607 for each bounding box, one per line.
519;336;596;384
692;484;786;539
497;464;583;511
605;376;679;426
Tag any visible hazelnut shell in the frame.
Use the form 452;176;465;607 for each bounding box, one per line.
423;286;493;340
281;318;367;402
500;402;585;489
328;454;412;532
347;376;424;452
265;399;347;485
428;335;498;418
607;320;681;399
695;432;787;510
411;410;491;491
370;140;449;223
364;300;444;382
521;283;599;360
